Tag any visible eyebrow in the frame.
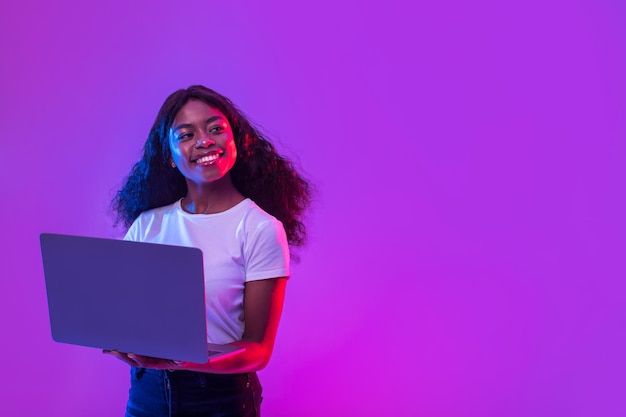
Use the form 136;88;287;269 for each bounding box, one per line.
172;116;224;132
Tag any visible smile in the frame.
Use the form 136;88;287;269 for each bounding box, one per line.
194;153;221;164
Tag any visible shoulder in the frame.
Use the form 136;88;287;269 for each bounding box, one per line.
141;201;179;221
135;201;180;227
238;200;288;252
239;200;285;234
124;200;180;241
239;200;290;279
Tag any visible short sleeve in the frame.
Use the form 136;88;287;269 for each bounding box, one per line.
244;218;290;282
123;218;141;242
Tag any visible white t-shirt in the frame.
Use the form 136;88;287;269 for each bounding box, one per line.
124;198;290;344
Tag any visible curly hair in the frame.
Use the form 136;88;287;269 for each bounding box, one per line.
112;85;311;248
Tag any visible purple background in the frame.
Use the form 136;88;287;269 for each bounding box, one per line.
1;0;625;416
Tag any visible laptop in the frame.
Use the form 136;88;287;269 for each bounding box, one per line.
39;233;244;363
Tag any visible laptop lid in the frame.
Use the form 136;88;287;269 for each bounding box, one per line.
40;233;213;363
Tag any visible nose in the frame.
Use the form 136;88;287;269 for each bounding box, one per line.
195;136;215;148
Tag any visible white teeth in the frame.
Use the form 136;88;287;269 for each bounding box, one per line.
196;154;219;164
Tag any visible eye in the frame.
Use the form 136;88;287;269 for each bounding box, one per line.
209;125;224;134
178;132;194;141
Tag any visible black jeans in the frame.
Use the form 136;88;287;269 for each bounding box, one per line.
125;367;263;417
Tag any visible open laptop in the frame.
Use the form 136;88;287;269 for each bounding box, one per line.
40;233;244;363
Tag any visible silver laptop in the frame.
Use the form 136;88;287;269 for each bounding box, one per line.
40;233;243;363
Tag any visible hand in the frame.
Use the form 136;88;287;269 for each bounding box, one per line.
103;350;183;370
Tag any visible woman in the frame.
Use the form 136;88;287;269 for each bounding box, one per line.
107;85;311;417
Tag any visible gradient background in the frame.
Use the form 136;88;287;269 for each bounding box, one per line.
1;0;625;416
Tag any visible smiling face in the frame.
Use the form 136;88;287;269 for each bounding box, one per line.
168;99;238;187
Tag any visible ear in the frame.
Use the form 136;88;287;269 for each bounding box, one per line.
170;160;176;168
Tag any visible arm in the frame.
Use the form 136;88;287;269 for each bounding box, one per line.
108;277;287;373
185;276;287;374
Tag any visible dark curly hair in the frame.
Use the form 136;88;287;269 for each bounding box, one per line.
112;85;311;248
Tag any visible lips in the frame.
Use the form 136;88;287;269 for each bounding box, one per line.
191;151;222;164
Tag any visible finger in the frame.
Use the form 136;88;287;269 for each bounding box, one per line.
164;360;179;369
128;354;178;370
127;353;140;365
109;351;140;367
128;353;156;368
126;353;144;366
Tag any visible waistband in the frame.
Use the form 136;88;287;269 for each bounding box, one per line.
135;367;255;381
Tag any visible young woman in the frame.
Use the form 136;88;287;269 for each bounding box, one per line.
107;85;311;417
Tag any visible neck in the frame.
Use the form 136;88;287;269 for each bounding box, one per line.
182;177;245;214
